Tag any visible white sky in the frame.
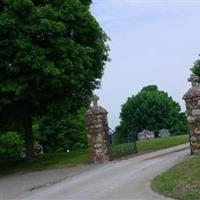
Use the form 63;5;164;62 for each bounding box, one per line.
91;0;200;129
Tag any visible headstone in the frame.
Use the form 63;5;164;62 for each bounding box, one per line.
159;129;171;137
20;141;44;159
20;148;26;159
183;74;200;155
85;94;111;164
137;130;155;140
34;141;44;155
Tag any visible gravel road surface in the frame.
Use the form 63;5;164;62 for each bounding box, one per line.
1;143;190;200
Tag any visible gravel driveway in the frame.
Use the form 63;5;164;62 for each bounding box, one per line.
1;143;190;200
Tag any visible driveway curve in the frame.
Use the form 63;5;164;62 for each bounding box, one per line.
1;143;190;200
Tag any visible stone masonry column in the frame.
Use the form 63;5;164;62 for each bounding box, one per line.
183;74;200;155
85;94;111;164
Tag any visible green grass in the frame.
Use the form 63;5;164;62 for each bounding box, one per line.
151;156;200;200
111;135;188;158
0;135;189;175
137;134;188;153
0;149;88;175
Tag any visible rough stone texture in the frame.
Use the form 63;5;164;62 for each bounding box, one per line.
85;95;111;164
183;74;200;155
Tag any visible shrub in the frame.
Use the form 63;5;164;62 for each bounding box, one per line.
0;132;24;159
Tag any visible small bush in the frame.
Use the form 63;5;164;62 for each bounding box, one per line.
0;132;24;160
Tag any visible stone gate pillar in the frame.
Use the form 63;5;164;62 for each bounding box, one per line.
183;74;200;155
85;94;111;164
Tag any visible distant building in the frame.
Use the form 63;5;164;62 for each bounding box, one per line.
159;129;171;137
137;130;155;140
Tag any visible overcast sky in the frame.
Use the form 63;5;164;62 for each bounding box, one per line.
91;0;200;129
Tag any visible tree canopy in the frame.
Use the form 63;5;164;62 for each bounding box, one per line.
116;85;187;138
0;0;109;161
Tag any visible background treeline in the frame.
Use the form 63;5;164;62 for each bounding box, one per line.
115;85;188;139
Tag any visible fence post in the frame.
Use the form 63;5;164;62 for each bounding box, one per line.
183;74;200;155
85;95;111;164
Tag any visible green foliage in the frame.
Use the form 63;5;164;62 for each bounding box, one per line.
116;85;188;138
0;132;24;159
0;0;109;160
191;58;200;77
34;109;87;152
0;0;109;117
79;0;92;5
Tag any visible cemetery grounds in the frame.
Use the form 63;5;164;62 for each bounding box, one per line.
0;134;188;175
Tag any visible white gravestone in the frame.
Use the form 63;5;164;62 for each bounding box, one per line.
159;129;171;137
137;130;155;140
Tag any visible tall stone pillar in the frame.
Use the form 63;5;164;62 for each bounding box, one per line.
183;74;200;155
85;95;111;164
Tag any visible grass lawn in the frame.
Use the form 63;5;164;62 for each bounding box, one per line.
0;135;189;175
151;156;200;200
137;134;188;153
0;149;88;175
111;135;188;159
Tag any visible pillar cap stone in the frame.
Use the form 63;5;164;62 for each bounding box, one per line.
183;87;200;99
86;106;108;115
188;74;199;87
92;94;100;107
86;94;108;115
183;74;200;100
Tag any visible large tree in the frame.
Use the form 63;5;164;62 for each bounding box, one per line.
116;85;187;138
0;0;109;161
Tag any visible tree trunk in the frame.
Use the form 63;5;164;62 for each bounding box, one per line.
23;115;34;162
